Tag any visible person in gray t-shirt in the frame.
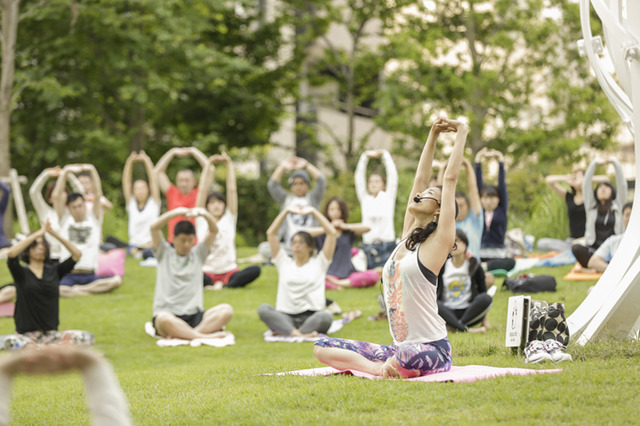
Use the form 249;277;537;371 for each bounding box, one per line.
258;157;326;260
151;207;233;340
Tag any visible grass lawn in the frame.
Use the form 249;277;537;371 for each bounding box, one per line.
1;248;639;424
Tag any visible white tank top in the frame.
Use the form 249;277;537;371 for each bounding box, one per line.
382;242;447;344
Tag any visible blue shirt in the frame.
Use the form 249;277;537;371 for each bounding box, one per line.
456;210;483;260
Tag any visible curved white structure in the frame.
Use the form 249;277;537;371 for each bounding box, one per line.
568;0;640;344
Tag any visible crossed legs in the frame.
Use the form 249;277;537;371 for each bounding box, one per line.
313;337;452;378
59;276;123;297
154;304;234;340
0;285;16;304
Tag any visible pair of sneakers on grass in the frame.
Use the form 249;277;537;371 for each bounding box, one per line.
524;339;572;363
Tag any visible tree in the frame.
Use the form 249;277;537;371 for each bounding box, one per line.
376;0;620;165
0;0;20;180
10;0;296;195
285;0;413;171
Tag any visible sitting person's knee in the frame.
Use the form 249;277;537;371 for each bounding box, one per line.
313;344;325;360
112;275;123;288
154;311;174;328
477;293;493;306
218;303;234;319
257;303;272;318
316;312;333;333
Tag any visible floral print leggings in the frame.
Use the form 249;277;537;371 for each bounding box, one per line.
314;336;452;376
3;330;95;351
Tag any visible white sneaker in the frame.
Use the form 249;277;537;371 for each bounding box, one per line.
325;301;342;316
524;340;552;363
544;339;573;362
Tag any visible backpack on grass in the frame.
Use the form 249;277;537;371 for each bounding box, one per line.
503;274;557;293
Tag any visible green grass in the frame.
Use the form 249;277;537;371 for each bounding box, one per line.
1;250;639;424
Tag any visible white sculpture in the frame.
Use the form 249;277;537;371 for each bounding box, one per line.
568;0;640;344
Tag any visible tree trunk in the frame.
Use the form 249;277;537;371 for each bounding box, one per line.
0;0;20;177
0;0;21;239
345;59;355;169
129;104;147;153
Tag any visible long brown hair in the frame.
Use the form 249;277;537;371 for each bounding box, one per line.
323;196;349;222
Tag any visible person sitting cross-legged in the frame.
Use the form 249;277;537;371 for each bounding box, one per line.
313;117;469;378
196;153;261;290
257;205;337;338
587;202;633;273
53;164;122;297
3;221;95;350
154;147;208;243
436;229;492;334
150;207;233;341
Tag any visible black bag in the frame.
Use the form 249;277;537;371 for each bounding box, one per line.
503;274;556;293
528;300;569;346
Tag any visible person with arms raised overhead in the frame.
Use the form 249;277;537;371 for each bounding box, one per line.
3;220;94;350
540;168;608;251
154;147;208;243
196;153;261;290
103;150;161;258
571;157;627;268
314;117;469;377
53;164;122;297
308;196;379;289
586;201;633;273
28;166;84;262
150;207;234;341
260;156;326;258
354;149;398;270
258;205;337;338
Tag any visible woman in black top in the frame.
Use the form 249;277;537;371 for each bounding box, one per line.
5;221;87;349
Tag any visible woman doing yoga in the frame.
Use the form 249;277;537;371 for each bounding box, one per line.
313;117;469;377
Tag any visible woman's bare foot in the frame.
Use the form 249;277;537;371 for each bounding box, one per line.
342;310;362;323
380;357;400;378
468;326;486;334
290;329;318;338
327;275;350;289
485;272;495;287
482;316;492;329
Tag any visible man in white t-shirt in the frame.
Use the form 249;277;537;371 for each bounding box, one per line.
53;164;122;297
151;207;233;340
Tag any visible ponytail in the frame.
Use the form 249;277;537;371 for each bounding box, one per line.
405;221;438;251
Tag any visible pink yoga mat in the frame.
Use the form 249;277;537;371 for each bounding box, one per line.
273;365;562;383
0;302;14;317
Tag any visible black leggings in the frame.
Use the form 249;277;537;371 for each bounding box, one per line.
437;293;493;332
484;258;516;272
203;266;262;288
572;244;597;268
226;266;261;288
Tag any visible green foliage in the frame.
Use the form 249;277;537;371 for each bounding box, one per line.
101;204;130;243
1;257;638;423
504;165;548;230
235;173;280;246
285;0;415;168
10;0;296;193
523;189;571;240
376;1;620;166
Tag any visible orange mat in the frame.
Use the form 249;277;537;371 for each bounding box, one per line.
563;263;603;281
